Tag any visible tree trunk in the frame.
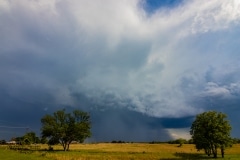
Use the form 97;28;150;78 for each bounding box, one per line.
211;144;217;158
221;148;224;158
61;141;71;151
67;143;70;151
62;142;67;151
213;145;217;158
205;148;211;156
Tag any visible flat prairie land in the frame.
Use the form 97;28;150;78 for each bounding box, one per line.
1;143;240;160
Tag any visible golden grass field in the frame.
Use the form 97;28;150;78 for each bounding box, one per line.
1;143;240;160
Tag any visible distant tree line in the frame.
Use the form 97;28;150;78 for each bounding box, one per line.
232;138;240;144
168;138;193;144
13;132;41;145
0;139;6;144
111;140;127;143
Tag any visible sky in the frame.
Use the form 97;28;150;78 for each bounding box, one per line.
0;0;240;142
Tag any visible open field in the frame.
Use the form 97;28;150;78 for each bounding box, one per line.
1;143;240;160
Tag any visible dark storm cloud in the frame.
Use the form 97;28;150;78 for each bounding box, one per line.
0;0;240;141
90;109;170;142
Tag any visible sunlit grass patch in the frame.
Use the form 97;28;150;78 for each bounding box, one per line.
0;145;50;160
1;143;240;160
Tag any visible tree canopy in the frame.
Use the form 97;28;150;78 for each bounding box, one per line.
41;109;91;151
15;131;40;145
190;111;232;158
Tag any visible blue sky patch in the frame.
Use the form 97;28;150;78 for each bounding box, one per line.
143;0;184;13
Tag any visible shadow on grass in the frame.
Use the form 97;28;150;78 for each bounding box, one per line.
159;152;215;160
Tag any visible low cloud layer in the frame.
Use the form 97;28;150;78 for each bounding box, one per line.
0;0;240;141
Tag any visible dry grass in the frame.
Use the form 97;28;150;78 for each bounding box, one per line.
43;143;240;160
2;143;240;160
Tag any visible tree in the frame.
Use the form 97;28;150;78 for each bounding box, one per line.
41;109;91;151
168;138;187;146
40;137;48;144
190;111;232;158
14;132;39;145
232;138;240;144
0;140;6;145
23;132;40;144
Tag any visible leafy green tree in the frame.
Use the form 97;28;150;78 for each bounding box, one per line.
168;138;187;146
0;140;6;145
40;137;48;144
190;111;232;158
15;132;40;145
23;132;40;144
188;138;194;144
176;138;187;147
232;138;240;144
41;109;91;151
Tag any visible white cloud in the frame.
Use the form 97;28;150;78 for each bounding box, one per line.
201;81;240;99
1;0;240;119
166;128;191;140
202;82;231;98
0;0;10;11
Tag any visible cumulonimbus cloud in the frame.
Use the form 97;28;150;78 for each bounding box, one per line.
1;0;240;119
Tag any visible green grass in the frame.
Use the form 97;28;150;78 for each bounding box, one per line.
1;143;240;160
0;145;51;160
